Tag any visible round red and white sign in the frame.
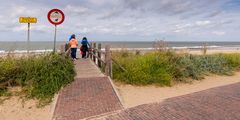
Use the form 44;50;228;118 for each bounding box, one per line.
47;9;65;25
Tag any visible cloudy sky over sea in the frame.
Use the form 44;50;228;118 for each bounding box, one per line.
0;0;240;41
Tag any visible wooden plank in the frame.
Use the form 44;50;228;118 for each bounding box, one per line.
105;45;112;77
90;43;93;60
97;44;102;68
93;43;96;63
111;58;127;72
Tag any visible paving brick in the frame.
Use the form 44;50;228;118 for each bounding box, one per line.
103;83;240;120
53;77;123;120
53;58;123;120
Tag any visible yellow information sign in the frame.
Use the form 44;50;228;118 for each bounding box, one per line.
19;17;37;23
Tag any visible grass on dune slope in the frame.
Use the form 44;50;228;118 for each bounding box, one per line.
112;51;240;86
0;53;75;105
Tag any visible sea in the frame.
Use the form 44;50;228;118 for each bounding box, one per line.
0;41;240;53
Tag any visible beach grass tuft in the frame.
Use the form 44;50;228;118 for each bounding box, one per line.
0;53;75;105
112;51;238;86
222;53;240;70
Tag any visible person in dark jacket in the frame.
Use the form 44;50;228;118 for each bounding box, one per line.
81;37;91;58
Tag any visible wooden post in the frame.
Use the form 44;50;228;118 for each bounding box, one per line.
110;50;113;78
105;45;112;77
93;43;96;63
97;44;102;68
60;44;64;53
203;43;207;55
90;42;93;60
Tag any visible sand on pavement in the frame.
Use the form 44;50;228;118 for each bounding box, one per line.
115;72;240;108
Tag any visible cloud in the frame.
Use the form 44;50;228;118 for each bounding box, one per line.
64;5;90;15
0;0;240;41
212;31;226;36
205;11;222;18
195;21;211;26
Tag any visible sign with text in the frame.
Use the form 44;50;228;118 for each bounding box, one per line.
19;17;37;23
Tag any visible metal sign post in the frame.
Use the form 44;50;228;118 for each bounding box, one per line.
47;9;65;53
54;25;57;52
19;17;37;54
27;23;30;54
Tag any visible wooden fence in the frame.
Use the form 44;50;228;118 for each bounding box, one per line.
89;43;113;78
61;42;126;78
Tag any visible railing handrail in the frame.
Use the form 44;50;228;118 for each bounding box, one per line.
88;42;127;78
61;42;126;78
90;48;106;54
88;42;112;77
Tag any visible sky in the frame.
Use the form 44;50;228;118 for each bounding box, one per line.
0;0;240;42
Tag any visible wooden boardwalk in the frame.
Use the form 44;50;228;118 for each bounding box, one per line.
52;59;123;120
74;59;105;78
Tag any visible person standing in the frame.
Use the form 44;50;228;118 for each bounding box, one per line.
69;34;78;60
81;37;91;58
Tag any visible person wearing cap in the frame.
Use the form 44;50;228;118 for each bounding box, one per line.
69;34;78;60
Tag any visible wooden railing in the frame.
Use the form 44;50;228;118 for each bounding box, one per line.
61;43;126;78
89;43;113;77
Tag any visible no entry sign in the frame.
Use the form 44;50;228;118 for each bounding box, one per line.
47;9;65;25
47;8;65;53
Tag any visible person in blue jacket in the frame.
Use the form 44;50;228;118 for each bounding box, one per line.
81;37;91;58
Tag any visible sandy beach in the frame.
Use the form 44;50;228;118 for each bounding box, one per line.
0;96;52;120
115;72;240;108
185;49;240;55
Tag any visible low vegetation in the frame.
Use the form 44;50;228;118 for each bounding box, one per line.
0;53;75;105
112;51;240;86
222;53;240;70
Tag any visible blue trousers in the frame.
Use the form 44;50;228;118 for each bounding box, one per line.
71;48;77;59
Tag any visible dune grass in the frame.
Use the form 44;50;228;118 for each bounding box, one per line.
222;53;240;70
112;51;239;86
0;53;75;105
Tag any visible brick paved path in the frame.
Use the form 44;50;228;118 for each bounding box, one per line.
53;59;123;120
102;83;240;120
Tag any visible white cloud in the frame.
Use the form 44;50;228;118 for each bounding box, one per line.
64;5;90;15
12;25;27;32
212;31;226;36
195;20;211;26
0;0;239;41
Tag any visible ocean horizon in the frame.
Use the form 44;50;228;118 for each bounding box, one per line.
1;41;240;53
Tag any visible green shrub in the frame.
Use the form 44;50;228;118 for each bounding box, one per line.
222;53;240;69
173;54;232;80
0;57;19;86
0;87;7;96
172;54;203;80
0;53;75;104
194;55;232;75
112;51;235;85
113;52;173;86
